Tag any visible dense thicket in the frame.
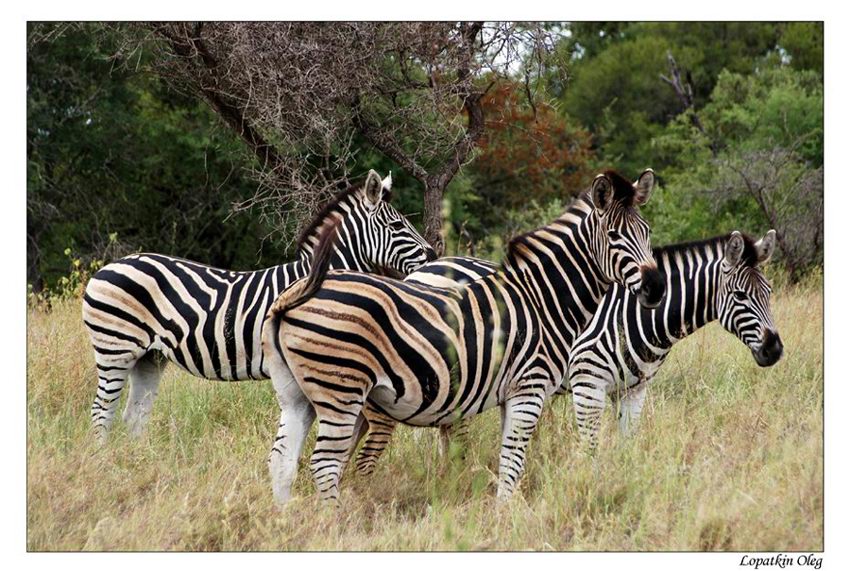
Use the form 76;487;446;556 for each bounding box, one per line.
27;22;823;290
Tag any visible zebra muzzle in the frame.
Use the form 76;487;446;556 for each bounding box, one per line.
636;266;665;309
753;329;783;367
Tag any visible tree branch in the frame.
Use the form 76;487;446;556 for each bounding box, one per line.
151;23;286;172
660;50;717;156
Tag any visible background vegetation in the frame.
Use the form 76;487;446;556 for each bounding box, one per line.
28;22;823;288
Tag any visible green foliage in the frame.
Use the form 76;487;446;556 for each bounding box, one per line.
27;22;823;286
27;240;112;310
648;65;823;278
555;22;820;176
700;67;823;164
27;23;276;291
779;22;824;75
561;34;683;174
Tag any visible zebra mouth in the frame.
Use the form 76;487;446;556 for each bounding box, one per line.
752;330;783;367
635;267;665;309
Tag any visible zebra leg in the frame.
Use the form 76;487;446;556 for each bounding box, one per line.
440;417;471;460
309;395;368;503
268;358;316;507
570;372;609;451
122;353;167;437
496;382;547;501
617;383;648;437
91;353;140;442
354;401;398;476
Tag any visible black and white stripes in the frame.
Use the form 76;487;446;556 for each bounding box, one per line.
567;230;782;447
351;233;783;475
83;170;435;439
261;169;665;504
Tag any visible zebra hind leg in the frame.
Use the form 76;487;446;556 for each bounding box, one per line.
307;390;369;503
90;351;139;443
354;401;398;476
439;417;472;461
122;352;167;437
496;379;548;501
268;358;316;507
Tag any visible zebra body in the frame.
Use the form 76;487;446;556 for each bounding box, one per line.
354;232;783;474
568;230;782;446
83;171;435;438
261;169;664;504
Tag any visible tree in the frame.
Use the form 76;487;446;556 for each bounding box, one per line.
467;80;594;228
121;22;563;255
27;23;268;290
555;22;817;175
649;65;823;280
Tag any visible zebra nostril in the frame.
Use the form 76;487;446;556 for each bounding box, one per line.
638;267;665;308
755;330;783;366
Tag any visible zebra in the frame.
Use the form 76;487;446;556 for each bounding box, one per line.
261;168;666;504
567;229;783;448
82;170;436;440
353;230;784;473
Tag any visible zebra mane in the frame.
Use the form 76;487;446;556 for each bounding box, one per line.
653;233;760;267
502;168;639;267
503;193;593;268
295;179;393;251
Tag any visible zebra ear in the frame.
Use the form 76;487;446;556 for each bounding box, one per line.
591;174;614;212
363;169;384;208
725;231;745;266
755;229;776;266
633;168;655;206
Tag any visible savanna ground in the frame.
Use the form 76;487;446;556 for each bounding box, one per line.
27;276;823;551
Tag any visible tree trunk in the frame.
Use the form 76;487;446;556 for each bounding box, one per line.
423;180;446;257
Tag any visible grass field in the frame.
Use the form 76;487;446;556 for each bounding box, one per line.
26;277;823;551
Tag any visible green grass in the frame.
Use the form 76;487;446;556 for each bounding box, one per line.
27;279;823;551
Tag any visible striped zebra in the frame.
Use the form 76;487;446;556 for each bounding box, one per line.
261;169;666;504
83;170;436;440
567;230;782;448
354;231;784;472
355;256;497;474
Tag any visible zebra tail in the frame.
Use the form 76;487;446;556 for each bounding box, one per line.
268;214;340;319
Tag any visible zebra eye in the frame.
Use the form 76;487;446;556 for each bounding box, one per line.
607;230;621;240
389;220;406;230
733;290;748;302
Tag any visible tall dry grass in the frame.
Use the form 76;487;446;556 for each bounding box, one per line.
27;277;822;551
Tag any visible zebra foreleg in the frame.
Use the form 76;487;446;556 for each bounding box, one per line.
496;380;547;501
570;373;608;451
122;353;166;437
616;383;648;437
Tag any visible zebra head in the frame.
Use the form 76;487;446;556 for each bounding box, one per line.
299;170;436;274
718;230;783;367
590;169;665;309
355;170;437;274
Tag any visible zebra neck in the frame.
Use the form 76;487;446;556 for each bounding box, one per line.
295;195;373;273
297;224;372;274
650;241;724;348
502;197;608;364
